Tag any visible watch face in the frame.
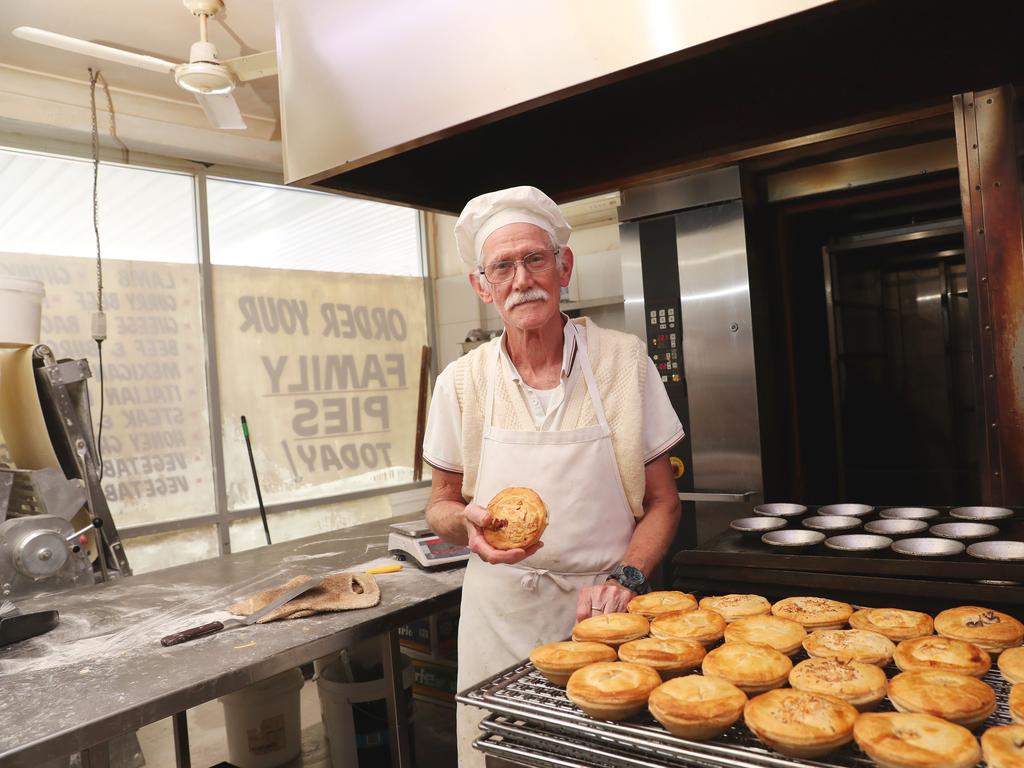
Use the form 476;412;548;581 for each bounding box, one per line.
621;565;644;587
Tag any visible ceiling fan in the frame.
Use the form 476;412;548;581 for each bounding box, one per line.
12;0;276;130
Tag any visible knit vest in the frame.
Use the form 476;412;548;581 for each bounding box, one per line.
453;318;648;518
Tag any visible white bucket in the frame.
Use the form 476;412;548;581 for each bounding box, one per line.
219;667;304;768
0;277;44;348
316;655;414;768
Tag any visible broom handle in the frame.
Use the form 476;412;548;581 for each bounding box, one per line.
412;346;431;482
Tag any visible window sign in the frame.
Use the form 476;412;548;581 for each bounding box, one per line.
208;179;427;509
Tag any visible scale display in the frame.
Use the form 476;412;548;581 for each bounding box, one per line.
388;518;470;569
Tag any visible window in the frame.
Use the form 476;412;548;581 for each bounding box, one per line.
207;180;428;547
0;150;216;546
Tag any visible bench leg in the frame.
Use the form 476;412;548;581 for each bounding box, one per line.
382;629;413;768
172;711;191;768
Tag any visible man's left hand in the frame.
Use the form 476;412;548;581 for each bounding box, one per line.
576;581;635;623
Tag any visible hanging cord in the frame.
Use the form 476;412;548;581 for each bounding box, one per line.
88;68;127;481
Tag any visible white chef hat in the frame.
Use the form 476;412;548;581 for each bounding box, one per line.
454;185;571;269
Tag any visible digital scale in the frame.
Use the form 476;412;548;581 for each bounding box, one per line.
388;518;471;569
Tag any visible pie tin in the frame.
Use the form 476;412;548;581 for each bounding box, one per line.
966;540;1024;562
928;522;999;542
864;518;929;537
731;517;787;538
817;503;874;518
891;537;965;558
761;529;825;549
824;533;892;553
802;515;861;533
878;507;940;520
950;506;1014;522
753;503;808;518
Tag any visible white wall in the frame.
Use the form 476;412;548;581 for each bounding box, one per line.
431;213;486;371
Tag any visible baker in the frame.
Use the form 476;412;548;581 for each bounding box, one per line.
422;185;684;765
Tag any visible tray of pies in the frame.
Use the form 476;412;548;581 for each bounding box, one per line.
700;504;1024;582
461;596;1024;768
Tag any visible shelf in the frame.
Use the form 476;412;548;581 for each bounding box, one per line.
400;646;458;667
560;295;623;312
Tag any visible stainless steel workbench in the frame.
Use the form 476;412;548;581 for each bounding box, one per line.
0;512;464;768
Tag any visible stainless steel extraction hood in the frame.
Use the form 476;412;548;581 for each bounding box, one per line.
275;0;1024;212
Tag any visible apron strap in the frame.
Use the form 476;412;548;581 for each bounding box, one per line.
570;322;611;431
483;322;611;436
506;562;610;592
482;336;501;435
478;320;612;498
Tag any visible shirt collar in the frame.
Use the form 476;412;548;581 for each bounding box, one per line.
499;313;578;383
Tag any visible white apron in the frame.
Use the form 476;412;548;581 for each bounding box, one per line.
456;323;635;766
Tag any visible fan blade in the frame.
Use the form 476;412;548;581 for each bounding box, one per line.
224;50;277;82
195;92;246;130
12;27;177;74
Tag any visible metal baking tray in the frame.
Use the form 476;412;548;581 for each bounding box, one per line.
682;526;1024;582
477;715;698;768
460;659;1014;768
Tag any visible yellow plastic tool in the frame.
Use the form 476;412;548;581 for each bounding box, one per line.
366;564;403;575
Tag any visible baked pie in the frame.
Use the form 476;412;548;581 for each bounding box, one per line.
1011;684;1024;725
702;642;792;694
853;712;981;768
850;607;934;642
888;670;997;729
725;614;807;656
700;594;772;623
803;629;896;667
743;688;859;758
617;637;706;679
529;641;617;686
566;661;662;721
772;596;853;630
981;724;1024;768
999;646;1024;684
648;675;747;740
572;612;650;647
894;635;992;678
627;591;698;619
650;609;726;647
935;606;1024;656
788;657;888;711
483;486;548;550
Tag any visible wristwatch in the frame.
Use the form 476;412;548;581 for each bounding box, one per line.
608;564;650;595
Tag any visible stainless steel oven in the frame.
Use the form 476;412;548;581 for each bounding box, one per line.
619;167;762;548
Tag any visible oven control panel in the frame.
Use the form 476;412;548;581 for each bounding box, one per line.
646;302;682;385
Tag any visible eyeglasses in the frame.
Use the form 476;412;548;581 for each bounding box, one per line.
479;249;558;284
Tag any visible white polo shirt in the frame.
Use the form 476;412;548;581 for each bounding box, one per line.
423;318;685;473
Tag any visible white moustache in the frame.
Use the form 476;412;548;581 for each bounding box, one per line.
504;287;550;312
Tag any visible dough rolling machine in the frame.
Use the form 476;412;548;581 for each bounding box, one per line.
0;343;130;641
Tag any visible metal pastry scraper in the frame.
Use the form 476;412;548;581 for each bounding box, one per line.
160;575;324;647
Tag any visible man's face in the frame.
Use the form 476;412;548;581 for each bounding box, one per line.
470;223;573;332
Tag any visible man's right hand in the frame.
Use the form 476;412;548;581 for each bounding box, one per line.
463;502;543;565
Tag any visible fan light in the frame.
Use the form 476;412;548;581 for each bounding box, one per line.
175;62;234;94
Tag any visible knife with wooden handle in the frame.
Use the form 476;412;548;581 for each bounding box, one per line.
160;575;324;647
